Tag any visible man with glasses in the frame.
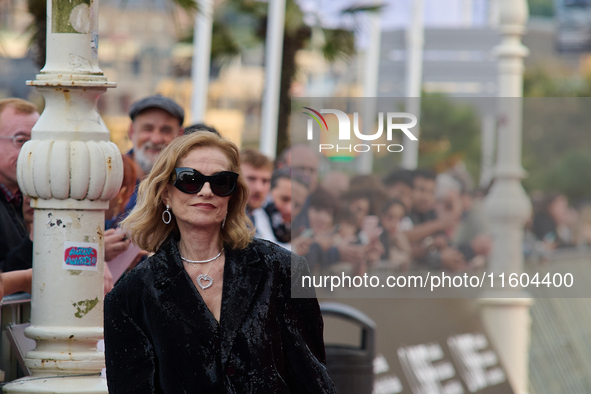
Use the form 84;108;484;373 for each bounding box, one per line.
0;98;39;272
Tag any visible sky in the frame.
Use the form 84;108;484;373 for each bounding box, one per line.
297;0;492;31
296;0;493;50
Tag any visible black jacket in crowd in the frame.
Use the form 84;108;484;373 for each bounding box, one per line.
0;192;32;272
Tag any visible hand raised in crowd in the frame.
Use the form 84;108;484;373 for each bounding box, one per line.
292;235;314;256
366;239;385;266
433;234;449;250
104;228;131;262
468;255;486;270
336;243;366;264
440;247;466;272
470;234;493;256
313;232;336;251
436;192;463;228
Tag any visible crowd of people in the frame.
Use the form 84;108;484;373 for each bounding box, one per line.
230;148;591;277
254;151;494;275
2;94;591;298
528;192;591;256
1;94;591;299
2;93;591;390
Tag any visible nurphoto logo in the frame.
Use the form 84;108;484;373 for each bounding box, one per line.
302;107;418;153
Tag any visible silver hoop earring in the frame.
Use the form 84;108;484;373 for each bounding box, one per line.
221;214;226;229
162;205;172;225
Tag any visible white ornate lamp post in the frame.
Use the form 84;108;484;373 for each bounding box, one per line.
3;0;121;392
480;1;532;394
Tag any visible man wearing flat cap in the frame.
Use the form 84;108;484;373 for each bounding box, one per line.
128;94;185;179
123;95;185;211
103;95;185;271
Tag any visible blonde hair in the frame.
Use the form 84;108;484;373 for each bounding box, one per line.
121;132;253;252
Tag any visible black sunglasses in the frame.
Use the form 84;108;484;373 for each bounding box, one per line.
171;167;239;196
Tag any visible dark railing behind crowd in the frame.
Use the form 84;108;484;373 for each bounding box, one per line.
0;293;31;383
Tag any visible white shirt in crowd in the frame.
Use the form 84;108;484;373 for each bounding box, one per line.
251;207;291;251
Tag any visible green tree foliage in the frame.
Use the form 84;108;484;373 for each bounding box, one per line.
521;68;591;201
533;151;591;201
26;0;46;68
371;96;481;182
179;19;242;65
418;95;482;180
522;98;591;202
528;0;554;17
524;67;567;97
524;67;591;97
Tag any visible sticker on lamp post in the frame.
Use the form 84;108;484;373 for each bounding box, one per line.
63;242;98;271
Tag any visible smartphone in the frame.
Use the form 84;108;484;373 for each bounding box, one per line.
300;228;314;239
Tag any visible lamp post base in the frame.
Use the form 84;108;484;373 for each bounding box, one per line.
479;296;533;394
3;375;107;394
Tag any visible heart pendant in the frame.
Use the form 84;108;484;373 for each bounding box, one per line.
197;274;214;290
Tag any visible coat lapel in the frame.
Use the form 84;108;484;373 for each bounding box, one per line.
219;242;265;365
151;239;219;345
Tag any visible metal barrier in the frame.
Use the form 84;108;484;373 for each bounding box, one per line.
0;293;31;383
321;302;376;394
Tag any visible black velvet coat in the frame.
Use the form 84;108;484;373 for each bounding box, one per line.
104;237;336;393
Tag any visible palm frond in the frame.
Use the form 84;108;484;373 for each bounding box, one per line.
177;18;241;64
225;0;268;18
26;0;46;68
321;28;355;62
211;19;242;63
284;0;305;35
169;0;198;12
340;4;383;15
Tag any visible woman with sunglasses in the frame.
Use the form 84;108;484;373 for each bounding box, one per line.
104;132;335;393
